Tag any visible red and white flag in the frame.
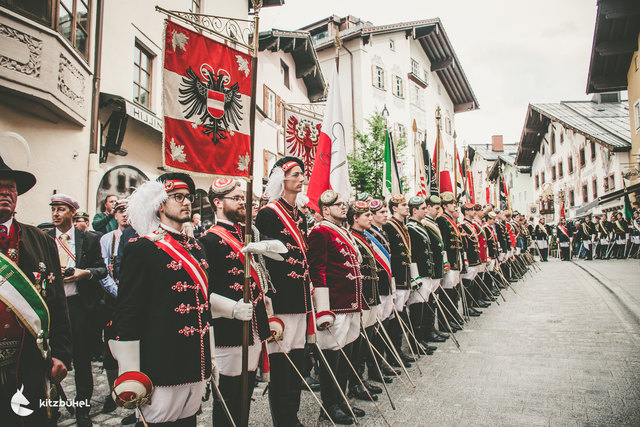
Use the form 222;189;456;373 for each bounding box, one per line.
284;109;322;181
307;66;350;211
163;21;253;177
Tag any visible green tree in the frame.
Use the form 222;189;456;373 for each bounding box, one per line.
348;111;408;199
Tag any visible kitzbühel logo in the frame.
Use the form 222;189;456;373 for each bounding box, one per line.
11;384;33;417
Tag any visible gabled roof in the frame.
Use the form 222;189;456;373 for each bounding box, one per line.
470;143;519;163
586;0;640;93
488;156;515;181
258;29;326;102
515;100;631;166
303;17;478;113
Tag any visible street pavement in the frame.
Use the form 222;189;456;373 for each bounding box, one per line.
58;257;640;426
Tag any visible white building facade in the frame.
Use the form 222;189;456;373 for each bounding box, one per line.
0;0;287;226
300;16;478;195
515;96;631;222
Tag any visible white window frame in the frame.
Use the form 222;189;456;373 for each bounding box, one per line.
389;39;395;51
410;59;420;76
267;89;276;121
393;75;404;98
374;66;385;90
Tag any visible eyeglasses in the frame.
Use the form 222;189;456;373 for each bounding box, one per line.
222;196;245;202
330;202;348;209
167;193;194;204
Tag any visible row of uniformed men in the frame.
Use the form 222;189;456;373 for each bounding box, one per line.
550;211;640;261
106;156;534;427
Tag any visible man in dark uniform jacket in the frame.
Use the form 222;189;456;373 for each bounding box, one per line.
382;194;413;367
308;190;364;424
255;157;312;427
556;217;572;261
482;211;502;294
49;194;107;427
459;203;485;316
366;200;397;382
436;192;464;330
495;211;512;281
613;212;628;259
0;157;72;426
200;178;271;427
421;195;449;342
405;196;437;354
578;214;594;260
112;173;212;426
534;218;550;261
347;201;383;402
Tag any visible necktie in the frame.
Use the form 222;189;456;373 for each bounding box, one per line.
59;234;70;268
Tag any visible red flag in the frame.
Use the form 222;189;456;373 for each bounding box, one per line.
485;187;490;204
163;21;253;177
560;201;566;218
439;171;453;193
467;171;475;203
307;67;350;212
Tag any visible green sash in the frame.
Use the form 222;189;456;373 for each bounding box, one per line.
0;252;50;353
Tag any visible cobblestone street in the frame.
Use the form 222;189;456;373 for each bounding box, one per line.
58;258;640;426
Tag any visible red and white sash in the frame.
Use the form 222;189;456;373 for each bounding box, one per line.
320;220;361;262
148;231;208;300
557;225;570;239
265;201;307;260
206;225;261;290
56;236;76;262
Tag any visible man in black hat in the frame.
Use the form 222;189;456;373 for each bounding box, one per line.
49;194;107;427
534;218;549;261
111;172;212;426
0;156;72;426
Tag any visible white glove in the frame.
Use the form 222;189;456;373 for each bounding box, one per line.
264;295;274;317
232;299;254;321
108;340;140;376
498;253;505;262
516;247;521;255
242;240;288;261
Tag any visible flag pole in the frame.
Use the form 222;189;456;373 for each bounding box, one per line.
241;2;261;426
412;119;418;193
435;107;441;192
453;130;457;200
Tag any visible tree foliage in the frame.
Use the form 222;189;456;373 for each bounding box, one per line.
348;111;407;200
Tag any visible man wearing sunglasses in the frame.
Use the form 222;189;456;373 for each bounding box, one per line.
110;172;213;426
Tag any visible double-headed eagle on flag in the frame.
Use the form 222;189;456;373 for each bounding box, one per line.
179;64;244;144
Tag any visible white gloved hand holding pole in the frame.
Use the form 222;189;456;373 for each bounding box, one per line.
242;240;288;261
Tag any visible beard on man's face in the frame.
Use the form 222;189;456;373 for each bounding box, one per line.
165;210;191;224
224;206;246;223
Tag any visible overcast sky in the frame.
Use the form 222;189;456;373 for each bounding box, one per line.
260;0;599;147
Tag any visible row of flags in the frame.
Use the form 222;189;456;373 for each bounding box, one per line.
159;20;497;208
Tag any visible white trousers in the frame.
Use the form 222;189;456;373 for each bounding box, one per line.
361;305;379;328
378;295;394;321
216;330;263;376
406;279;431;305
394;289;411;311
442;270;460;289
317;312;360;350
140;380;206;423
266;313;307;354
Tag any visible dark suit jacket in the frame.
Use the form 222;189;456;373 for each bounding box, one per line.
48;228;107;312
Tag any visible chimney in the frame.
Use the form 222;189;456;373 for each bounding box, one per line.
491;135;503;152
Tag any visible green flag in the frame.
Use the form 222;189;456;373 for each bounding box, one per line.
624;188;633;221
383;130;402;197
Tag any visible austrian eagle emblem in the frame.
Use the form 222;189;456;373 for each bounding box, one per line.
179;65;243;144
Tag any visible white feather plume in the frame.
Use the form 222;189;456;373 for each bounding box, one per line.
264;167;285;202
296;193;309;210
126;180;167;236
